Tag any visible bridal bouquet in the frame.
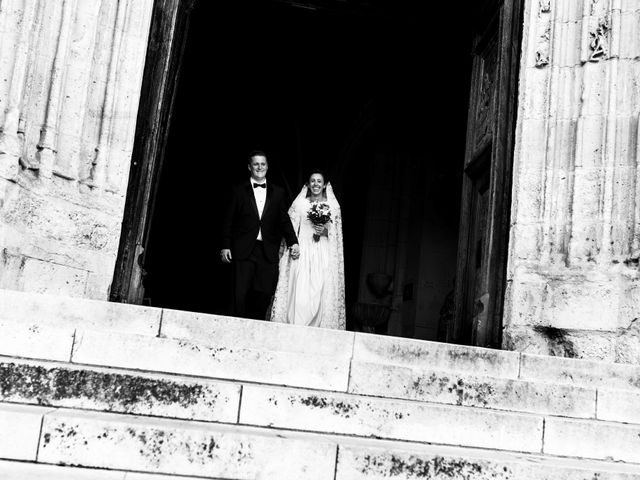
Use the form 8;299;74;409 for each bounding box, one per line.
307;202;332;242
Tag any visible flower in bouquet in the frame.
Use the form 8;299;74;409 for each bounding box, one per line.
307;201;332;242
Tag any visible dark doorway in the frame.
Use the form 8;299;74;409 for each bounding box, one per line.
115;0;511;343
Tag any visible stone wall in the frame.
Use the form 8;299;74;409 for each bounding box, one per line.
504;0;640;362
0;0;153;299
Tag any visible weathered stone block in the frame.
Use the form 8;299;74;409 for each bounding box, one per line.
160;308;355;358
0;360;240;423
0;289;161;336
504;324;619;360
542;277;620;331
512;162;545;220
619;11;640;59
506;269;631;333
0;460;125;479
544;417;640;463
521;70;549;119
519;352;640;391
240;385;543;453
336;444;640;480
597;388;640;424
38;411;336;479
71;329;350;391
509;223;545;261
352;333;520;378
348;361;596;418
506;273;546;326
0;250;89;297
0;323;74;361
125;473;205;480
0;403;44;461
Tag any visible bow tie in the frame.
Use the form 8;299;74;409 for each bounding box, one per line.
253;183;266;189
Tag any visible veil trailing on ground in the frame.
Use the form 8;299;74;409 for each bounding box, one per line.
270;182;346;330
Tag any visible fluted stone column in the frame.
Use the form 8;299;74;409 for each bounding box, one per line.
0;0;153;298
504;0;640;362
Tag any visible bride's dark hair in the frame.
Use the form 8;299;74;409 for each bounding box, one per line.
306;168;328;183
305;168;328;199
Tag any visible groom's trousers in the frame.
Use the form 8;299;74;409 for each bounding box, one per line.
231;240;278;320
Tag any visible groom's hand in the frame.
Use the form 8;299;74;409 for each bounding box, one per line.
220;249;232;263
290;244;300;260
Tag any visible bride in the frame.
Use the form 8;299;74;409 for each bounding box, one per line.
270;170;346;330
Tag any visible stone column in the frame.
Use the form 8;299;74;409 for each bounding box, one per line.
0;0;153;299
505;0;640;362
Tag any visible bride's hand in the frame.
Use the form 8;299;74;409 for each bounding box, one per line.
313;224;328;236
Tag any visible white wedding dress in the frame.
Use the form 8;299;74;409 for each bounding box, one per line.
270;183;346;330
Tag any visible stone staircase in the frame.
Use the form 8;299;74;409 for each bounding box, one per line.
2;289;640;479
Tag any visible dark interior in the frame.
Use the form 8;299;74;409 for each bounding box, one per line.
143;0;474;329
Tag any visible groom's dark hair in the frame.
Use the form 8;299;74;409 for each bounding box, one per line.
248;150;267;163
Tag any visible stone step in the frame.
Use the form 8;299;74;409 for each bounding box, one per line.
3;354;624;426
160;307;355;357
66;329;640;423
0;359;241;423
238;384;640;461
0;289;161;337
3;309;640;426
352;332;640;393
347;360;597;419
159;310;640;394
70;328;351;391
4;326;637;425
3;359;640;463
38;408;336;480
0;460;202;479
3;404;640;480
239;383;544;453
336;442;640;480
4;289;640;395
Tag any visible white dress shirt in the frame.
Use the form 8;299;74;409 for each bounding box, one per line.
252;180;266;240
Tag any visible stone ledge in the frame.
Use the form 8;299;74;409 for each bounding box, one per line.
352;332;521;378
239;384;544;453
3;401;640;479
38;410;337;480
160;307;355;358
0;403;49;462
71;329;351;391
336;443;640;479
544;417;640;463
597;388;640;424
0;460;125;479
519;352;640;392
0;359;240;423
0;323;74;362
0;288;161;336
348;360;597;419
0;460;208;479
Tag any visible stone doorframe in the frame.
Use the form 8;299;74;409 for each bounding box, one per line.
110;0;196;304
449;0;525;348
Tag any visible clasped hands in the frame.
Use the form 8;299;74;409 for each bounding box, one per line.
220;243;301;263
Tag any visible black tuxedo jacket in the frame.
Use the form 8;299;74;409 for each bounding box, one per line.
221;180;298;263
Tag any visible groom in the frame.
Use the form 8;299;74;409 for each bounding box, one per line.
220;150;300;320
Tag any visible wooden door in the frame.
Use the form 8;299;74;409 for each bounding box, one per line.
450;0;524;347
109;0;196;304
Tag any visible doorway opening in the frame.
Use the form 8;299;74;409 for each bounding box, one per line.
112;0;523;346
